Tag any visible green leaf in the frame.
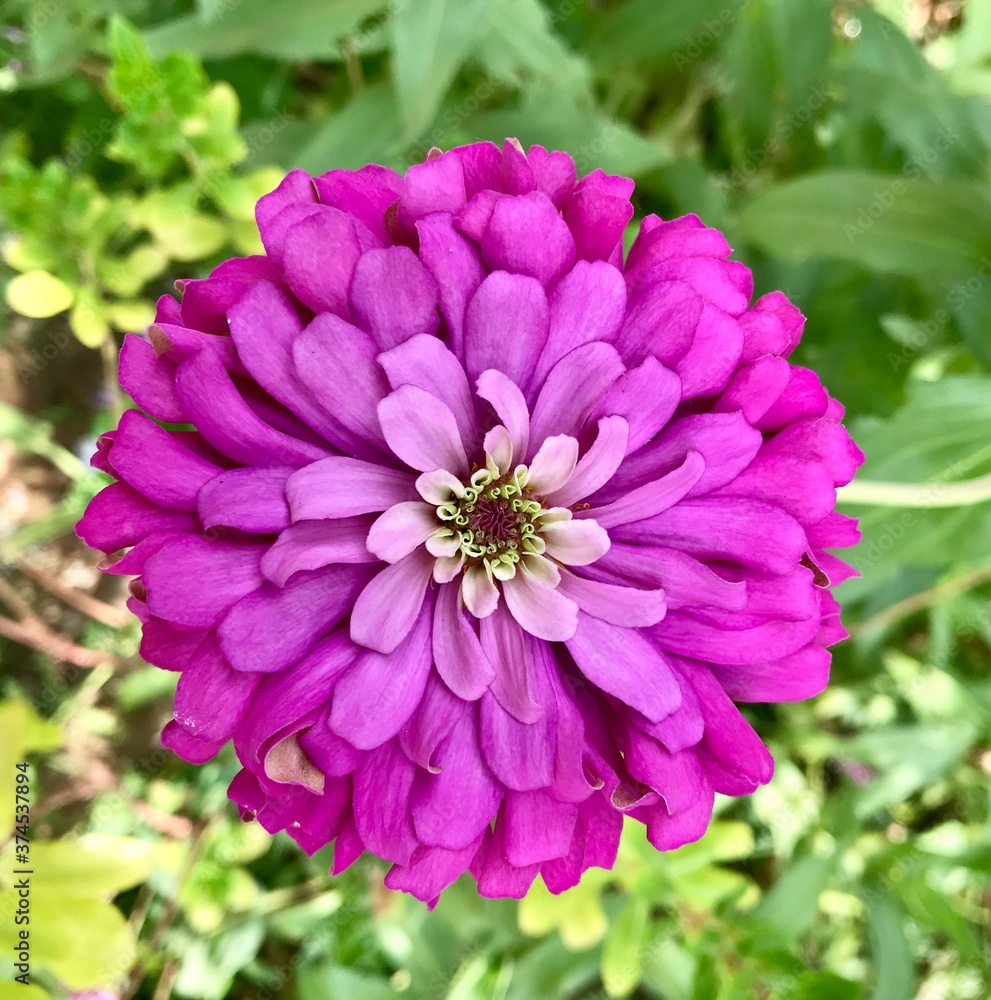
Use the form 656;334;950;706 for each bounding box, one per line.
840;376;991;595
0;404;86;479
469;87;672;177
843;724;977;817
144;0;387;61
473;0;590;90
865;893;915;1000
735;171;991;277
391;0;491;140
70;285;112;348
750;852;836;943
590;0;737;68
294;85;404;174
601;897;649;997
5;269;74;318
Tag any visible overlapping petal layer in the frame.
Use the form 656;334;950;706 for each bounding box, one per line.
79;140;862;904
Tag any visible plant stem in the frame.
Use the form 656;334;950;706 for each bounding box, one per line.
838;473;991;508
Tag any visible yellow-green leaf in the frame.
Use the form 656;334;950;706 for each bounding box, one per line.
107;299;156;332
601;897;649;997
0;700;61;842
0;981;53;1000
5;270;75;318
69;286;111;348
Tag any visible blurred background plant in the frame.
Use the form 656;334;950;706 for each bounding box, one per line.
1;0;990;998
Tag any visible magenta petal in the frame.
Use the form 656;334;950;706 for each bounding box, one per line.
464;272;549;397
479;689;554;791
119;334;185;423
219;565;372;673
479;604;543;723
651;608;821;667
350;246;440;350
397;152;467;231
378;384;469;476
616;280;701;367
481;191;577;286
415;214;486;360
675;304;745;400
433;582;497;700
537;260;627;382
684;662;774;794
590;356;681;454
412;707;502;850
603;412;761;501
398;670;466;771
641;782;715;851
282;206;365;316
528;342;624;446
475;369;531;462
197;467;293;534
139;619;206;671
174;633;258;742
557;570;666;627
366;501;438;563
77;482;196;553
350;549;435;653
314;164;402;244
175;349;328;468
378;334;479;451
293;312;391;454
255;169;316;255
299;713;364;777
711;643;831;703
353;741;419;865
619;498;807;576
528;144;577;207
261;518;376;586
144;538;263;629
287;457;417;521
505;790;578;866
385;839;481;903
565;171;634;263
331;597;433;748
162;721;226;764
228;280;349;446
566;613;681;723
583;451;704;529
472;817;540;899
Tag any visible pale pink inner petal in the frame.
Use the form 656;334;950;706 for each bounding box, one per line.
416;469;464;504
526;435;579;496
475;369;530;461
547;416;629;508
461;563;500;618
579;450;705;529
540;518;611;566
483;425;514;475
367;501;440;563
502;570;579;641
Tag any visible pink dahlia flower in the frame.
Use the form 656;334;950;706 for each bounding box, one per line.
78;140;862;903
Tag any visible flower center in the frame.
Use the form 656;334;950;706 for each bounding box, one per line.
436;464;546;575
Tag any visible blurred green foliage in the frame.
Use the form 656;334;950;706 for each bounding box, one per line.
1;1;990;999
